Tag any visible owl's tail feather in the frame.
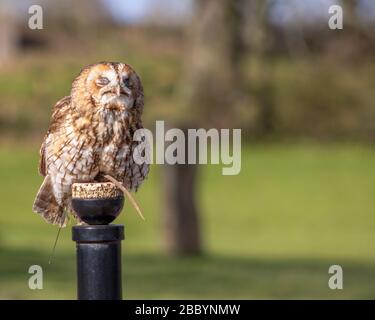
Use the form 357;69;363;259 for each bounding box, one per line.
33;175;67;227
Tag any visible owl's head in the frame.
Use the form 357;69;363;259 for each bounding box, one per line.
71;62;143;114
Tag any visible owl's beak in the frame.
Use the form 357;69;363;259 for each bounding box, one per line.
109;85;121;97
115;85;121;97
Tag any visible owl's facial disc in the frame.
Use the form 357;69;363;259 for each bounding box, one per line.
87;65;134;111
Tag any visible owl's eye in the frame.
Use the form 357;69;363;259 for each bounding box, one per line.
95;77;110;86
122;77;130;87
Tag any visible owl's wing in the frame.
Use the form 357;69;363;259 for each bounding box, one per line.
39;96;72;176
122;126;150;191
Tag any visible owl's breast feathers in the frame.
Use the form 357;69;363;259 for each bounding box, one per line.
40;94;145;184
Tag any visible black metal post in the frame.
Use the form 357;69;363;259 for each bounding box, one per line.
71;182;125;300
72;225;124;300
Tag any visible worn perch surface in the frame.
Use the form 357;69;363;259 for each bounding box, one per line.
72;182;123;199
72;182;124;225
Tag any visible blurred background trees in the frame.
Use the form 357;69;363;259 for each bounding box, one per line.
2;0;375;138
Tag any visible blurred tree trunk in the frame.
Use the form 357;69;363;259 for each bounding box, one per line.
162;127;201;255
343;0;358;28
343;0;375;49
243;0;275;136
0;12;17;68
162;0;246;255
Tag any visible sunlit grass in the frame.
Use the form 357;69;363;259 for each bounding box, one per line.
0;143;374;299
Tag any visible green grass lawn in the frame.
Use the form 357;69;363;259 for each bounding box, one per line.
0;143;374;299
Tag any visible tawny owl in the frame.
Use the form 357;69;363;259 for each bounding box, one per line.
33;62;149;227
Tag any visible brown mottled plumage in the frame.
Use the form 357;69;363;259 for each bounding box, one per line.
33;62;149;227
